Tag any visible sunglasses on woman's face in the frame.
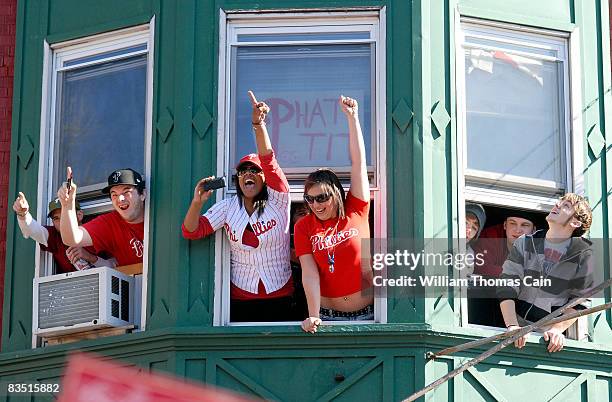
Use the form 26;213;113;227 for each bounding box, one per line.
304;193;332;204
237;167;262;176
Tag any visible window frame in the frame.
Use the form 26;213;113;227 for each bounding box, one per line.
457;18;583;211
455;16;586;334
34;21;155;346
214;9;387;326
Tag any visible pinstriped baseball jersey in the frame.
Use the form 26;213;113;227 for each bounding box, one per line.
204;187;291;294
185;152;292;294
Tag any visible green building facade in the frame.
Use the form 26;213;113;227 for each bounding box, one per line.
1;0;611;400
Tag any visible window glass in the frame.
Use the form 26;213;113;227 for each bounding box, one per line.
465;49;565;184
463;26;568;191
230;42;374;176
53;54;147;193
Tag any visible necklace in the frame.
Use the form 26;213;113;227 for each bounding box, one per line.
327;218;340;273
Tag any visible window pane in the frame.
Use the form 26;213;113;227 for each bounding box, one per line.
230;43;374;173
54;54;146;191
465;47;565;186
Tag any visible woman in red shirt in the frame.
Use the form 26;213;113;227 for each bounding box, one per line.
294;96;373;333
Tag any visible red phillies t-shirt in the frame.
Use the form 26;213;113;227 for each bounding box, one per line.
84;211;144;266
41;226;77;274
294;192;370;298
42;226;100;274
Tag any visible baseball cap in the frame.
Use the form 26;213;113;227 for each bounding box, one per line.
236;154;262;171
506;208;538;225
47;198;80;217
102;168;144;194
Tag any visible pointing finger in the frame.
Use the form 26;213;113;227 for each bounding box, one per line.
247;90;258;106
67;166;73;181
18;192;24;200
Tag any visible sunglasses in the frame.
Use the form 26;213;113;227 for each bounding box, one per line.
304;193;332;204
237;167;262;176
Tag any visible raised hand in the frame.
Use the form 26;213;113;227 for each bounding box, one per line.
339;95;358;117
193;177;215;206
57;166;77;208
13;192;29;217
248;90;270;125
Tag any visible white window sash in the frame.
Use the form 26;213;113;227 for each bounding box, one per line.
455;16;583;330
216;9;387;326
34;21;154;347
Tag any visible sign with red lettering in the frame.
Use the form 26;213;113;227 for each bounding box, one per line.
234;91;368;169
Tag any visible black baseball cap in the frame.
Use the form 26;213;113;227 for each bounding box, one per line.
102;168;144;194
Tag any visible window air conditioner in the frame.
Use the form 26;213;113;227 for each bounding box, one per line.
33;267;134;337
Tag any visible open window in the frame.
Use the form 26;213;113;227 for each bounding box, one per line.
215;10;386;325
456;19;586;337
34;23;154;346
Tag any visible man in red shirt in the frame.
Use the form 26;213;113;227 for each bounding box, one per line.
57;167;146;267
469;211;537;327
473;213;537;278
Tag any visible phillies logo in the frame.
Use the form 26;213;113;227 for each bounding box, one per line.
252;219;277;236
129;238;144;258
224;223;238;242
311;228;358;251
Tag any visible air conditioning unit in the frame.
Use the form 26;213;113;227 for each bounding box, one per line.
33;267;134;337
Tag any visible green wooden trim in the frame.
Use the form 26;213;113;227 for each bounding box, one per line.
45;13;153;44
457;4;576;32
216;358;282;400
547;372;589;402
466;366;508;402
0;329;609;401
315;357;384;401
598;0;612;340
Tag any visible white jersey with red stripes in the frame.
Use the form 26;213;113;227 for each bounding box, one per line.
199;152;291;294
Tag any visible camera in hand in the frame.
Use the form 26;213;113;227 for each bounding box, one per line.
202;177;226;191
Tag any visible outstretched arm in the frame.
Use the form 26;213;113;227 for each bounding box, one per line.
13;192;50;246
300;254;322;333
500;300;529;349
340;96;368;201
183;177;215;235
57;167;93;247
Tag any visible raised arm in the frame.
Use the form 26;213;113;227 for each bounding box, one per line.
248;90;273;157
57;167;93;247
248;90;289;192
340;96;368;201
183;177;215;235
13;192;50;246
